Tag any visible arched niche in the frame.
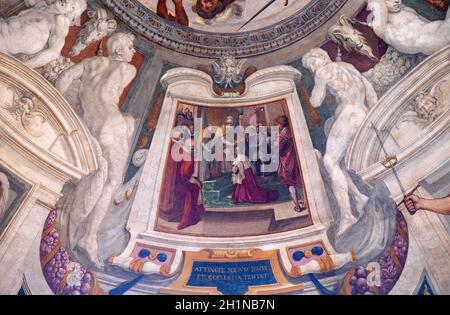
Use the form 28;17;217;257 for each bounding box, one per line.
346;46;450;294
346;46;450;202
0;53;97;294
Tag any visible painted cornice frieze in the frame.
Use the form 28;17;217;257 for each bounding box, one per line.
103;0;348;58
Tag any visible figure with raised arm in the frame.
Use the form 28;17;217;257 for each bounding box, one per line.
302;48;378;235
0;0;86;69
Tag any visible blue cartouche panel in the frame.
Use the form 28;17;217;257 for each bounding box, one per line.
187;260;277;295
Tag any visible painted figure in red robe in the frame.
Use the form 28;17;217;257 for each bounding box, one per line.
178;138;204;229
231;146;279;204
275;115;306;212
165;136;205;230
426;0;449;11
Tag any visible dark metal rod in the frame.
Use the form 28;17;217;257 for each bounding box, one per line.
236;0;276;31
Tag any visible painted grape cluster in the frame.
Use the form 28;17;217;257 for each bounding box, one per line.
349;266;374;295
40;210;98;295
39;209;410;295
347;212;409;295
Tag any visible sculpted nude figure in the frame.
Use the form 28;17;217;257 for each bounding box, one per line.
302;48;378;236
55;32;137;267
367;0;450;55
0;0;86;69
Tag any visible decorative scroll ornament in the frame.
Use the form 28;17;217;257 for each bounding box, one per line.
12;93;46;137
0;84;47;137
202;248;259;259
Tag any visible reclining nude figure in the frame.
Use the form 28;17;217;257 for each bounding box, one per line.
0;0;87;69
367;0;450;55
302;48;378;236
55;32;137;268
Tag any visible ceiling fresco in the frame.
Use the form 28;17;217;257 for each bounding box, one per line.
0;0;449;298
104;0;353;59
138;0;313;33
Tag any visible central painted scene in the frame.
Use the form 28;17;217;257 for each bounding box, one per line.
156;100;312;236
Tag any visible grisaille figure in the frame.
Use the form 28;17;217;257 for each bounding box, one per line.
55;32;137;268
367;0;450;55
302;48;378;236
0;0;87;69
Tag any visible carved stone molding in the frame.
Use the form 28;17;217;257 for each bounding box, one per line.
160;65;302;102
0;53;99;294
346;46;450;200
202;248;260;259
103;0;349;59
0;53;98;204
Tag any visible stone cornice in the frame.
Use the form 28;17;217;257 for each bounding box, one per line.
347;46;450;173
103;0;348;59
0;53;98;182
